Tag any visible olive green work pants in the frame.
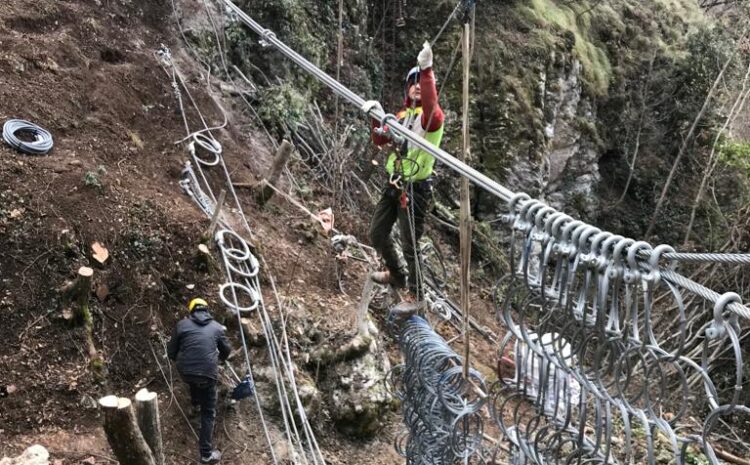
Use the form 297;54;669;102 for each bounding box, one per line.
369;181;433;299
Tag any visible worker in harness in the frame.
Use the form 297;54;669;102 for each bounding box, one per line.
167;298;232;464
362;41;445;302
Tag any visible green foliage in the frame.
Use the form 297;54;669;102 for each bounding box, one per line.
257;82;308;136
233;0;330;90
126;232;165;259
684;447;710;465
719;141;750;177
522;0;613;95
83;165;107;190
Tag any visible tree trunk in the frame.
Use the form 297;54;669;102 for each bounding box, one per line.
256;140;294;205
99;395;156;465
135;389;164;465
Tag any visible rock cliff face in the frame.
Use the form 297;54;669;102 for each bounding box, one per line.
494;51;602;218
540;57;601;218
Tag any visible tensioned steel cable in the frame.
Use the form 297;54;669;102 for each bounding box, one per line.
220;0;750;321
221;0;513;202
180;3;750;463
158;46;326;465
488;197;749;464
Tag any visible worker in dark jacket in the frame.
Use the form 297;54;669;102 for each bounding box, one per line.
167;298;231;465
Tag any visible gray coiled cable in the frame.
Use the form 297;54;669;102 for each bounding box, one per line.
2;119;54;155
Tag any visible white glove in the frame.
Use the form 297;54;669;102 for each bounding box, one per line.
361;100;383;115
417;41;433;69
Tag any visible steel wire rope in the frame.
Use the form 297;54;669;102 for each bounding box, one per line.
216;235;282;464
165;53;257;240
219;238;323;465
224;0;750;325
494;204;749;465
221;0;514;202
2;119;54;155
255;259;327;464
161;42;296;462
217;238;311;465
170;40;334;464
163;19;322;463
199;0;280;150
180;2;750;462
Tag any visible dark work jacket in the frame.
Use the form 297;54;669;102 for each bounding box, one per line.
167;310;231;380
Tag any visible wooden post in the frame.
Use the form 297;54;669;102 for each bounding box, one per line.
256;140;294;205
99;395;156;465
459;21;473;378
135;389;164;465
358;275;376;336
206;189;227;239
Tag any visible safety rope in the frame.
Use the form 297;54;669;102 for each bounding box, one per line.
221;2;750;322
156;43;327;464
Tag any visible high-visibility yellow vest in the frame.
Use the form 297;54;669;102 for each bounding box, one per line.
385;106;444;182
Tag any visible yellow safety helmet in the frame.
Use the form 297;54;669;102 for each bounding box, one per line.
188;298;209;313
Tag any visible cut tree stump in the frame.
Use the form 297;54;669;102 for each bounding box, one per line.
60;266;94;325
256;140;294;206
59;266;103;376
194;243;219;273
99;395;156;465
135;389;164;465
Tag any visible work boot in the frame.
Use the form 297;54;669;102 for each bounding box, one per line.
371;270;406;288
200;449;222;464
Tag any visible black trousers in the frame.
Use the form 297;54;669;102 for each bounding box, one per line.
183;374;217;457
369;180;433;298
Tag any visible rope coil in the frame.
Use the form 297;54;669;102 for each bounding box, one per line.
2;119;54;155
393;316;487;465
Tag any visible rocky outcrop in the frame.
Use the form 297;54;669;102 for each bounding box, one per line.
540;56;601;218
0;446;49;465
322;334;393;437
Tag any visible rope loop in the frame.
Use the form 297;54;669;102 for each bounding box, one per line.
219;282;260;314
2;119;54;155
706;292;742;339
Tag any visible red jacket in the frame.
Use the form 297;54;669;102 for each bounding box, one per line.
371;67;445;144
